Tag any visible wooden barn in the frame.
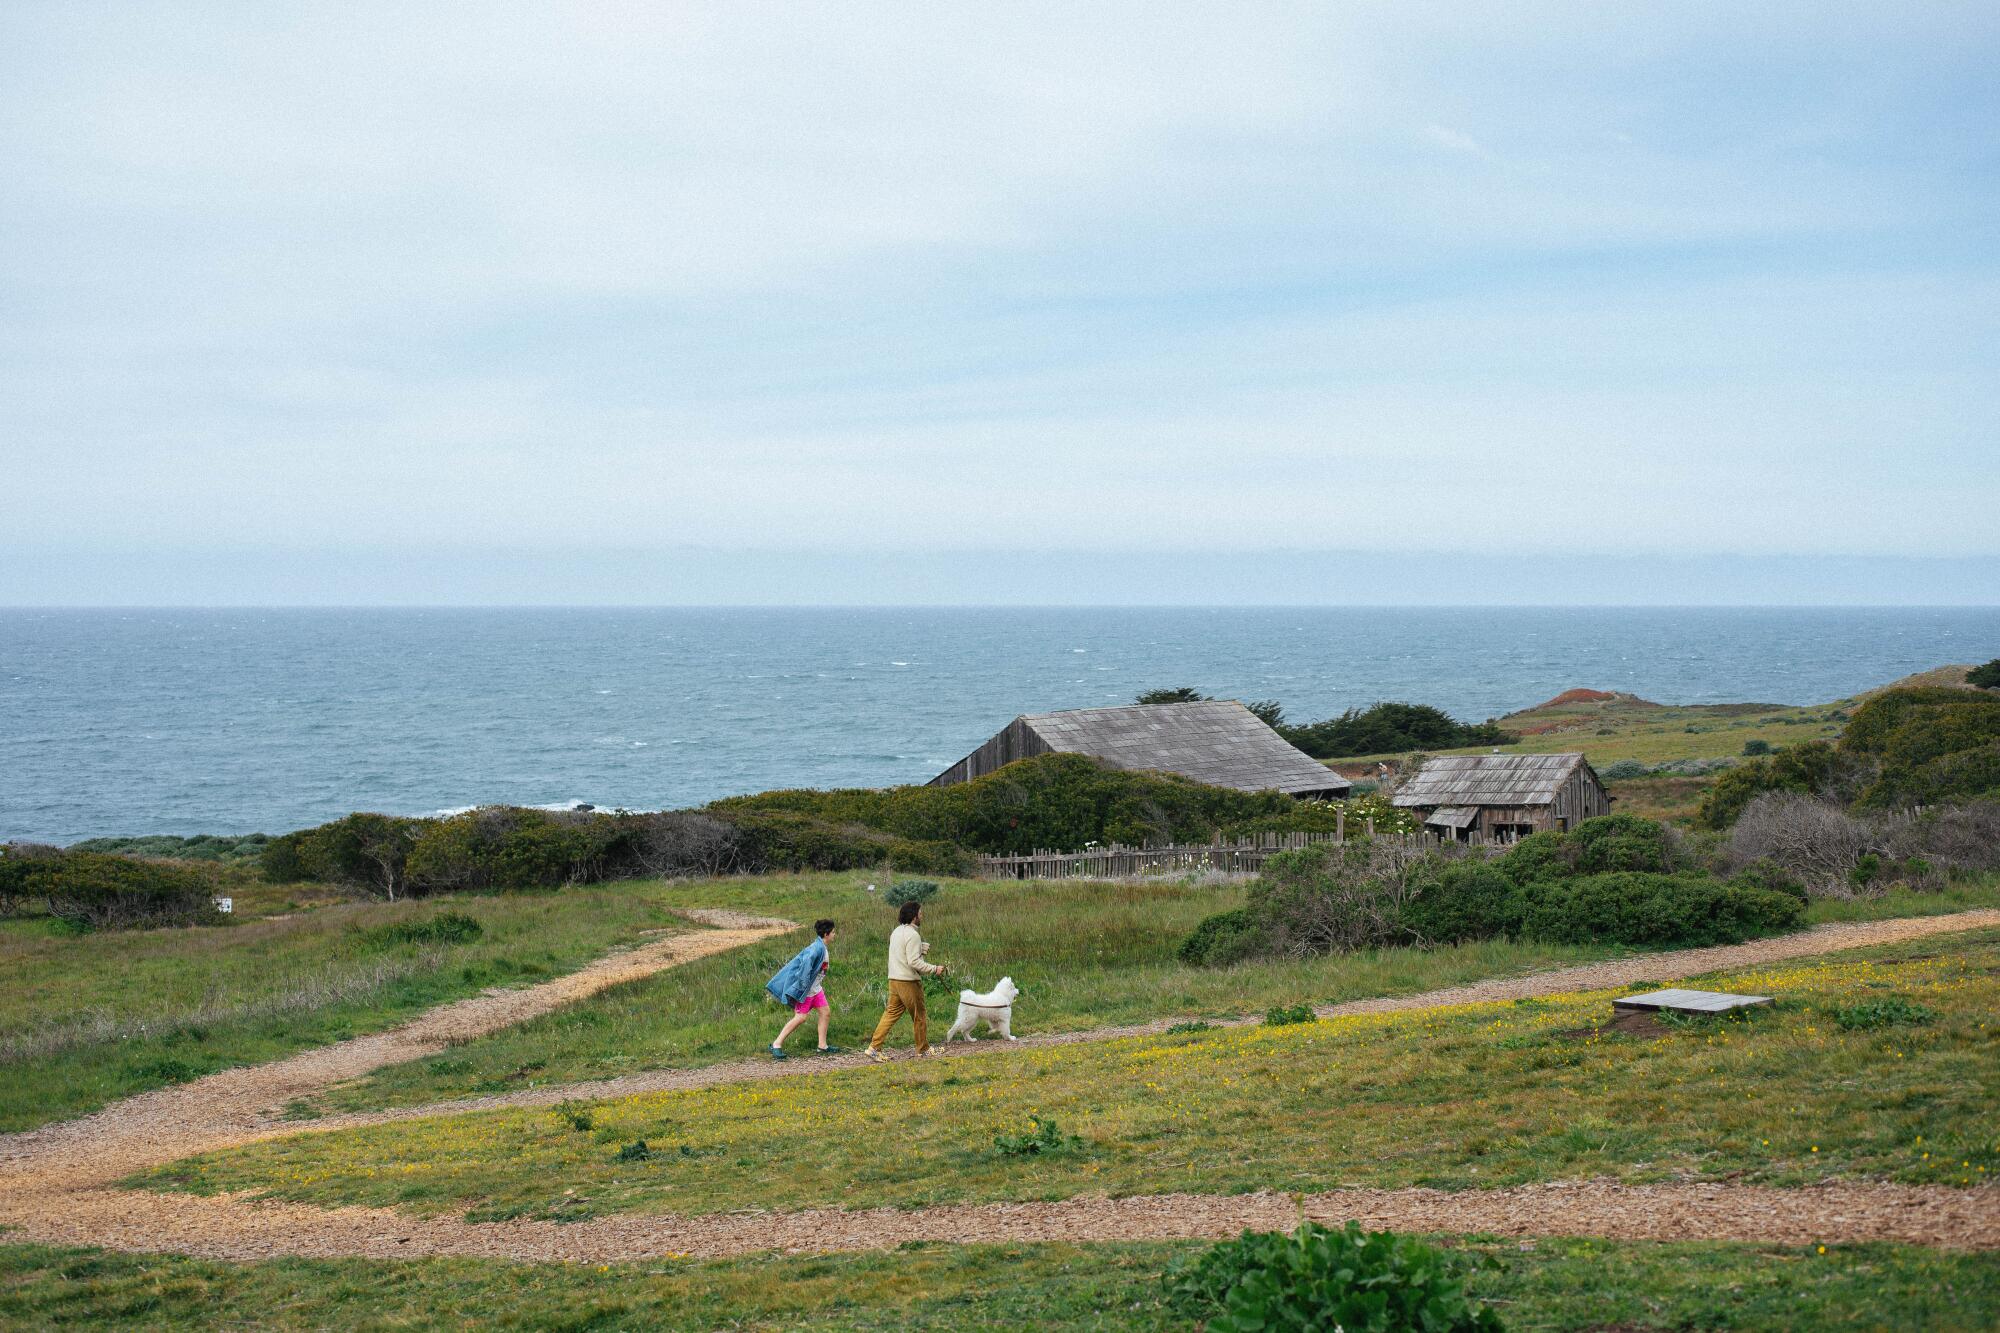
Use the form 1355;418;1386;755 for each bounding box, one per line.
928;700;1352;799
1389;752;1609;840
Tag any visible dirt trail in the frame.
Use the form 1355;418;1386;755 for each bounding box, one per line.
1;908;1996;1264
12;1180;1997;1263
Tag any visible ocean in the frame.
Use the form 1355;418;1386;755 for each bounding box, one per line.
3;606;1996;845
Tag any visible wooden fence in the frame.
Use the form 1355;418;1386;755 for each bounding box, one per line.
974;822;1503;880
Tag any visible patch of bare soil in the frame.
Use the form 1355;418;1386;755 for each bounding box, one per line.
2;908;1996;1265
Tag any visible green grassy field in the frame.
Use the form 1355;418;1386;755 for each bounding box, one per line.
3;1235;1996;1331
0;887;712;1133
142;930;2000;1221
286;873;1651;1118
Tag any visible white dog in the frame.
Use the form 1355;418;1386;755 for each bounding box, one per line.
945;976;1021;1042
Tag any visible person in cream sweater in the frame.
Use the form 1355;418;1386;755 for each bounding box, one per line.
865;899;945;1060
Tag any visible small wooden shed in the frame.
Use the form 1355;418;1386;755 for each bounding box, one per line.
928;700;1351;799
1389;752;1608;840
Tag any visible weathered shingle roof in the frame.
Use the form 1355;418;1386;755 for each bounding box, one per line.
1391;753;1589;808
1018;700;1349;797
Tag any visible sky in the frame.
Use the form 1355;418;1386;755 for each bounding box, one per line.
1;2;1996;605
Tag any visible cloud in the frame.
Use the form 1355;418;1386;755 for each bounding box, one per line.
0;2;1996;599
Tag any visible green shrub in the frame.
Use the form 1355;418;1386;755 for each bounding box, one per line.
257;831;310;883
1695;740;1857;829
69;833;270;863
709;752;1331;859
1;845;220;930
1165;1020;1214;1034
1602;759;1650;781
1403;860;1523;944
1570;814;1672;874
1167;1221;1503;1332
883;878;940;909
1278;702;1518;759
1850;851;1882;889
1841;688;2000;808
291;813;424;899
1969;659;2000;689
406;808;618;893
1727;858;1808;903
993;1115;1081;1157
1832;997;1937;1030
885;839;974;876
710;809;896;872
1264;1002;1315;1027
1520;872;1803;948
614;1140;651;1162
1494;830;1576;885
1178;908;1264;967
1742;738;1772;756
1246;843;1421;956
368;911;484;947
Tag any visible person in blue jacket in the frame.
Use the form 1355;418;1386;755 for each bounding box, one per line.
766;918;840;1059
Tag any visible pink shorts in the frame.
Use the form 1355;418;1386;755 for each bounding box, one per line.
794;993;828;1015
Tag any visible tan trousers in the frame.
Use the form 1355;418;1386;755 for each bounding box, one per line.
868;979;929;1053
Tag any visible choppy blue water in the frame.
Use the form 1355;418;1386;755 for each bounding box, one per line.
3;606;1996;844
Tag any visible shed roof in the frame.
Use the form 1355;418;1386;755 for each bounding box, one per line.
1390;752;1591;808
1011;700;1349;797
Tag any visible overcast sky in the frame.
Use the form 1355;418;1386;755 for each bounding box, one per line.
2;3;1996;604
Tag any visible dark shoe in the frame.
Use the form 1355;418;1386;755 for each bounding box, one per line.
817;1044;845;1055
769;1046;787;1060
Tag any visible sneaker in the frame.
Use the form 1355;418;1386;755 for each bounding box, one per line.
864;1047;887;1063
817;1044;845;1055
769;1046;787;1061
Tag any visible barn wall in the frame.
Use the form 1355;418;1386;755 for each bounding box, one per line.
1546;764;1610;829
927;718;1053;787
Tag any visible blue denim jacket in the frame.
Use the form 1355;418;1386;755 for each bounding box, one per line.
765;937;827;1007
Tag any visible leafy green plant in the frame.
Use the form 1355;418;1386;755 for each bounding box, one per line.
1166;1020;1214;1034
884;878;939;909
551;1101;595;1133
1519;873;1803;948
1404;861;1523;944
614;1139;652;1162
1264;1002;1315;1027
1167;1220;1503;1332
1970;659;2000;689
1832;997;1937;1031
993;1115;1081;1157
0;845;221;929
1743;738;1773;756
1179;907;1263;966
1850;852;1883;889
1727;858;1809;903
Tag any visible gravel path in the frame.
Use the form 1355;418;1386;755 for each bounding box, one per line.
1;907;1995;1264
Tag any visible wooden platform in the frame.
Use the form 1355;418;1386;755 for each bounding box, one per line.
1613;988;1773;1016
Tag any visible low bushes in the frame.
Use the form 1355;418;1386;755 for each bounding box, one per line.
883;878;939;909
1167;1221;1502;1332
709;752;1341;859
1277;701;1517;760
1188;813;1803;964
1402;860;1523;944
1178;907;1263;966
1518;872;1802;948
1697;688;2000;828
0;845;221;930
